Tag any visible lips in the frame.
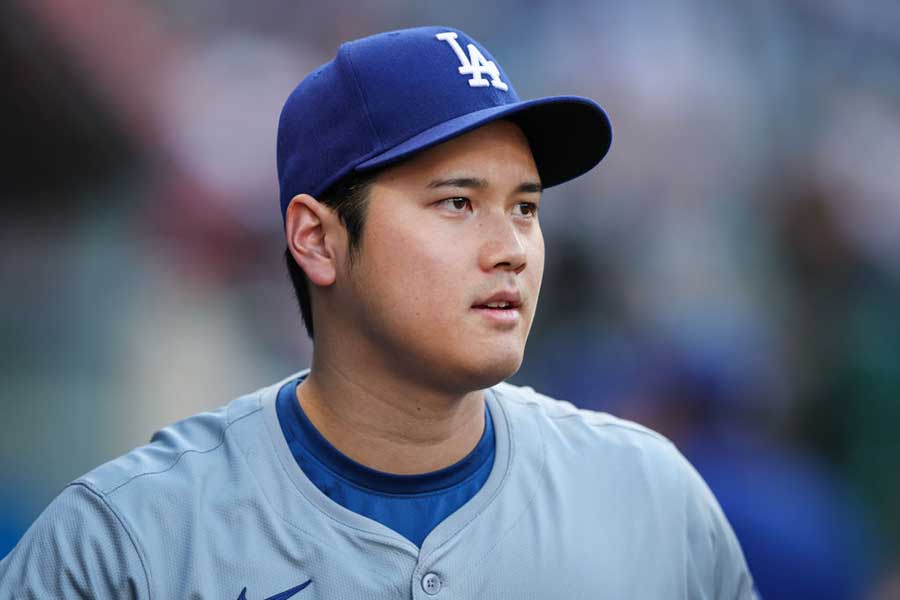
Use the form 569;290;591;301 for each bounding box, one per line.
472;289;522;310
471;290;522;328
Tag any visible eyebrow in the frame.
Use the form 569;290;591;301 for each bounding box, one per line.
426;177;542;194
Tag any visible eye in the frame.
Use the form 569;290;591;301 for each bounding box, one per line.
513;202;539;218
438;197;472;213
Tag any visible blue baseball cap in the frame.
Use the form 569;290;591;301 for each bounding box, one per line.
277;26;612;220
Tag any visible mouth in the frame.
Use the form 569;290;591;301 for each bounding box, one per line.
472;289;522;310
472;300;520;310
471;291;523;327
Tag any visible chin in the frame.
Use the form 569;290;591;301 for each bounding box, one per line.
451;349;524;391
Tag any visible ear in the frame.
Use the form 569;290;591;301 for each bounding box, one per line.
285;194;344;287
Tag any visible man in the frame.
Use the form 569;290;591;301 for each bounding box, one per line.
0;26;756;598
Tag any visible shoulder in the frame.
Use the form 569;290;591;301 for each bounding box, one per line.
0;482;150;597
492;381;720;541
493;381;657;431
0;380;282;597
492;380;678;464
73;382;277;559
1;380;285;595
491;381;757;597
78;386;267;498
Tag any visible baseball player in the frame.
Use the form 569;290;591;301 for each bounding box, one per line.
0;26;756;598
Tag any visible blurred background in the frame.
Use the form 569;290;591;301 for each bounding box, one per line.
1;0;899;597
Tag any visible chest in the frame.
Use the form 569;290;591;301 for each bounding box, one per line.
146;505;688;600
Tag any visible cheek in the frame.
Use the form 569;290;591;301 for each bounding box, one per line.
529;229;546;284
358;216;469;334
523;234;545;325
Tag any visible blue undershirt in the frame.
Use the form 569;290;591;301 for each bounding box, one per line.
275;377;495;548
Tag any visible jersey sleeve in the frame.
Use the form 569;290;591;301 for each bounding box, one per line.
0;482;150;599
679;451;758;600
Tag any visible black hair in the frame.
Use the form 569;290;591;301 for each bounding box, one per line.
284;169;382;339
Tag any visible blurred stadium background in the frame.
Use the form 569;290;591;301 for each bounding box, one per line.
2;1;899;597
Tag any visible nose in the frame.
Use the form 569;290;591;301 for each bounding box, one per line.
478;214;528;274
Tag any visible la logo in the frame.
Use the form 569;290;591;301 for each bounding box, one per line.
435;32;509;91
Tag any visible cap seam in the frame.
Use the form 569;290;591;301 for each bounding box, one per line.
342;46;384;152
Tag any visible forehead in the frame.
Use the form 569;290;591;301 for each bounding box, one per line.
370;120;539;189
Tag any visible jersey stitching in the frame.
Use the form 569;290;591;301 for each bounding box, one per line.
234;394;411;595
417;393;534;566
102;404;263;496
294;440;494;499
466;394;549;568
247;485;410;596
284;376;496;498
267;452;418;550
551;413;672;443
71;481;153;600
272;375;488;558
263;394;417;546
502;392;673;445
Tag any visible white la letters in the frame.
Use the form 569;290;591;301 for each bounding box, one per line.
435;32;509;91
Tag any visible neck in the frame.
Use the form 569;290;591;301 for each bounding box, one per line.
297;353;486;475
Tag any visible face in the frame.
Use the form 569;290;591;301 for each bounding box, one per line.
330;120;545;393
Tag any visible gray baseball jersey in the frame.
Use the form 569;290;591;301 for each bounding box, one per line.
0;371;756;598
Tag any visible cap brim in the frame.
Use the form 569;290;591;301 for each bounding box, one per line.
354;96;612;188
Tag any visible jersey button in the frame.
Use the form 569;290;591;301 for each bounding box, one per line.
422;572;442;595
